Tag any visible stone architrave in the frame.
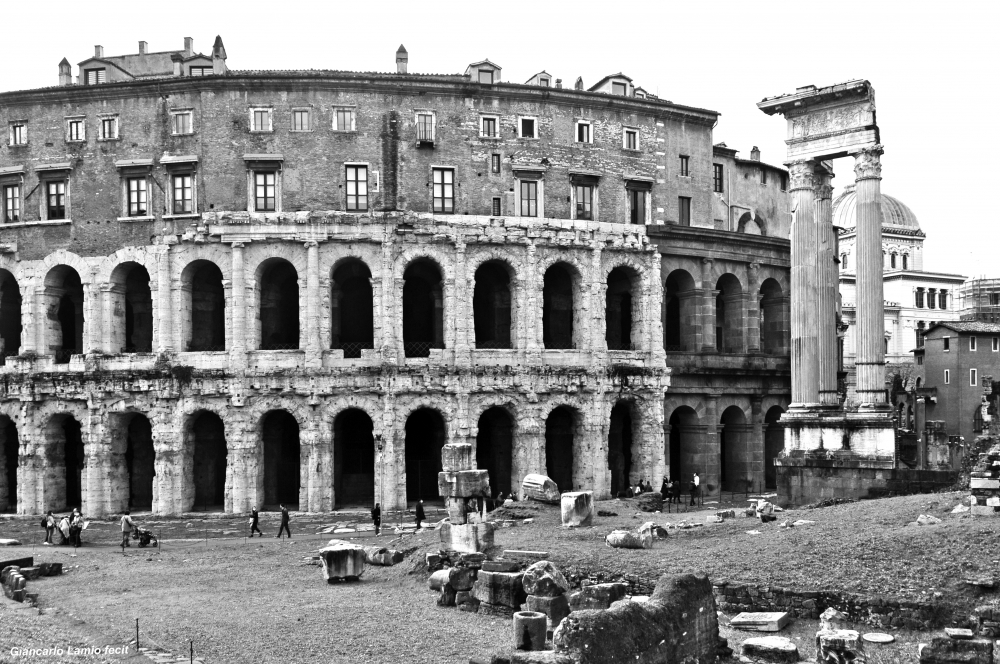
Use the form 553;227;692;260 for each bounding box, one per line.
438;470;490;498
521;474;560;503
441;443;474;472
318;543;365;581
561;491;593;527
731;611;792;632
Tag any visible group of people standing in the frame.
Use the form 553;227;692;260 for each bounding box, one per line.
660;473;701;506
42;509;84;546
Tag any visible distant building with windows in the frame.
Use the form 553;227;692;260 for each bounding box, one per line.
957;278;1000;323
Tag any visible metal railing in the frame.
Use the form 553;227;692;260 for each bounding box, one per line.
334;341;373;359
404;341;438;358
189;344;226;352
259;342;300;351
663;345;685;352
54;348;78;364
476;339;511;350
607;341;636;351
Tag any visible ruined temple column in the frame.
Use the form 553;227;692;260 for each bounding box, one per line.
852;145;887;406
157;243;174;352
304;241;321;367
230;242;246;353
814;165;840;406
787;160;819;404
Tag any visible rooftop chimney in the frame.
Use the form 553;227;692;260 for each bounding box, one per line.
396;44;408;74
58;58;72;86
750;146;761;161
574;77;583;90
555;78;562;89
95;45;104;58
212;36;228;75
184;37;193;57
138;41;147;54
171;53;183;77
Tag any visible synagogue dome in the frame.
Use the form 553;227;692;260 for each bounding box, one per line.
832;184;920;231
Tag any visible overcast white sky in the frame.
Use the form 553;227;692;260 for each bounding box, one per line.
2;0;996;277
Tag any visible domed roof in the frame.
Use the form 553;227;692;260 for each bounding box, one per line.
832;184;920;231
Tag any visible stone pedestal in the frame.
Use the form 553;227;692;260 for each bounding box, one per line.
440;522;495;553
319;543;365;581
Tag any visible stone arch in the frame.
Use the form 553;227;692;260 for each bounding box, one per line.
108;261;153;353
473;259;516;350
0;413;19;512
605;265;641;351
330;257;374;357
404;406;447;502
259;409;302;508
333;407;376;508
42;264;85;362
607;399;641;496
665;403;700;489
737;211;767;236
40;411;86;512
542;260;584;350
0;268;22;361
106;410;155;511
719;405;749;493
759;277;787;355
180;258;226;352
184;409;228;511
764;405;785;490
402;257;446;358
663;268;698;352
715;273;744;353
543;404;584;493
476;405;514;498
254;257;300;350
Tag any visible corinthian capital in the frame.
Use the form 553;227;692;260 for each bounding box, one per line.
853;144;884;181
786;160;815;192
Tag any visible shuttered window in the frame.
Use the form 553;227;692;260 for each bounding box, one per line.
85;68;106;85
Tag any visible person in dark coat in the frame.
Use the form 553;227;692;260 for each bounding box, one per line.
276;504;291;539
371;503;381;536
672;478;682;505
660;478;670;498
250;506;262;537
415;500;425;529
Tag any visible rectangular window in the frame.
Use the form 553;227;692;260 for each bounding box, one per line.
67;119;84;142
492;197;501;216
3;184;20;223
172;174;193;214
254;171;276;212
679;155;689;177
84;68;105;85
629;189;646;225
345;165;368;211
189;66;212;76
539;77;549;87
971;336;977;351
482;117;498;138
252;109;271;132
417;113;434;142
780;173;788;191
46;181;66;220
127;177;147;217
943;337;950;351
100;117;117;140
172;111;193;135
334;108;355;132
760;169;767;185
678;196;691;226
991;293;1000;306
292;109;311;131
432;168;454;213
478;69;493;84
519;117;536;139
612;82;627;96
972;369;978;387
575;185;593;220
713;164;724;193
491;153;501;174
944;369;950;384
917;355;923;366
520;180;538;217
9;123;26;146
940;291;948;309
915;289;925;308
576;122;591;143
624;129;637;150
993;337;998;352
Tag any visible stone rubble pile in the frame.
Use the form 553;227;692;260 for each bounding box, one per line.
969;441;1000;516
1;562;61;605
919;627;994;663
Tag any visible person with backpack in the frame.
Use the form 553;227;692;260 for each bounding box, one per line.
41;511;55;545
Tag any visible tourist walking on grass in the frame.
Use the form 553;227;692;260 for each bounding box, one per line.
372;503;381;536
42;511;55;545
250;506;262;537
415;500;425;530
120;511;134;548
690;473;700;506
276;504;291;539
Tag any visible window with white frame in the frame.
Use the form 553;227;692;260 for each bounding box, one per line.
98;115;119;140
519;116;537;139
43;179;67;220
626;181;651;225
971;368;979;386
416;112;435;142
623;128;638;150
345;164;368;211
492;197;501;216
944;369;950;384
291;108;311;132
432;168;454;213
84;68;106;85
520;180;538;217
571;175;599;221
513;171;544;218
490;153;501;174
2;183;21;223
679;155;690;177
126;176;149;217
576;121;592;144
943;336;950;351
171;172;194;214
333;108;356;132
171;110;193;135
189;66;212;77
971;336;978;351
9;122;26;146
253;171;277;211
250;107;273;132
481;116;499;138
66;118;85;142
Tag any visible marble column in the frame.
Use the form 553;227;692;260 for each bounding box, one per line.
853;145;887;406
787;160;818;404
814;164;839;406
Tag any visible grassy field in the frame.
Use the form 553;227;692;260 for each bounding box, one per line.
0;491;996;663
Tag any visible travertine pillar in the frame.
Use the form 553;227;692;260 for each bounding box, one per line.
814;165;840;405
304;241;321;366
746;263;761;353
230;242;246;353
703;395;719;494
750;398;764;491
700;258;716;352
157;244;174;352
853;145;887;406
787;161;819;404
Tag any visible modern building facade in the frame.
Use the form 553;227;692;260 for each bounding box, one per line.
0;37;790;516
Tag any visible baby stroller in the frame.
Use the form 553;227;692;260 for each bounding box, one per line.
131;525;158;548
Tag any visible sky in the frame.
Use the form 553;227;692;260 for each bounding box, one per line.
1;0;996;277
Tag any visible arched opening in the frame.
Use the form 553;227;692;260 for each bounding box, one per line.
606;267;637;351
189;411;227;511
44;266;84;363
759;278;786;355
0;418;18;512
183;260;226;351
667;406;699;487
715;273;744;353
907;405;914;429
737;211;766;235
405;408;445;502
841;253;848;271
44;414;84;510
543;263;575;349
330;259;374;358
122;414;155;510
109;263;153;353
258;259;300;350
902;254;909;270
916;377;922;389
262;410;300;508
473;261;513;349
476;407;513;498
890;253;897;269
545;406;577;492
664;269;696;352
333;408;375;508
402;259;444;358
607;402;636;497
0;270;21;362
764;406;784;490
719;406;748;493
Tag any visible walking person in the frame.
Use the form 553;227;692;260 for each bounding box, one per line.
371;503;381;536
249;506;262;537
120;511;134;548
276;504;291;539
42;511;55;545
690;472;701;506
672;477;682;505
415;500;425;530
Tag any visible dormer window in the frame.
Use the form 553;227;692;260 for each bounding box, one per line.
84;68;106;85
539;77;549;86
479;69;494;84
612;82;627;96
189;66;211;76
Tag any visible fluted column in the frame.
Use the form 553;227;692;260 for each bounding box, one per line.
814;165;839;406
853;145;887;406
787;160;819;405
